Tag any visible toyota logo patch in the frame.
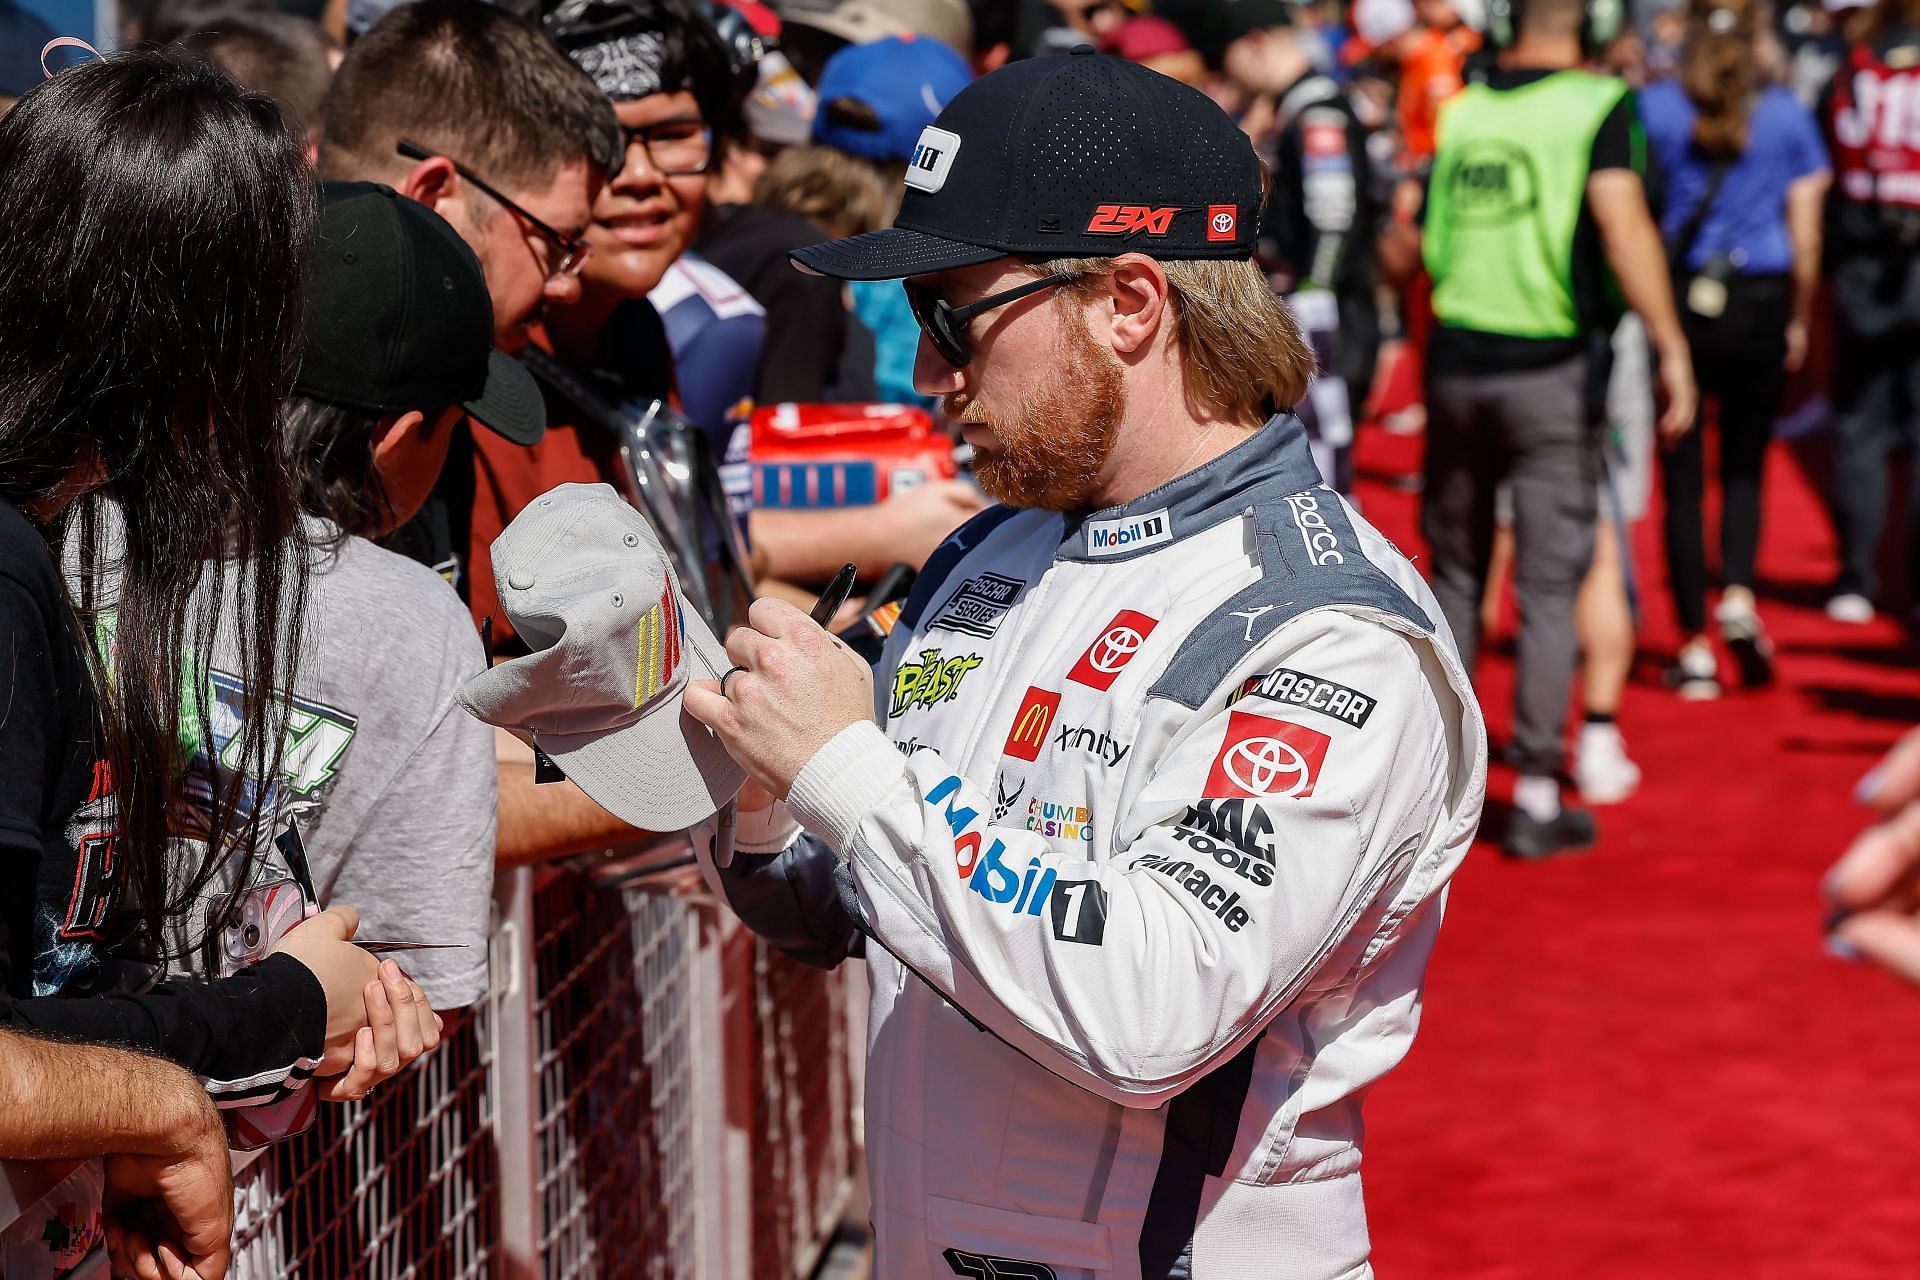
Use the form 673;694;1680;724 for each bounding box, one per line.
1068;609;1159;691
1203;711;1332;800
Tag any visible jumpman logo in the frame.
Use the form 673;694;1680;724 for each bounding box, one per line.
1231;603;1292;643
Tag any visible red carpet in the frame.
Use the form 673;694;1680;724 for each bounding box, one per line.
1350;422;1920;1276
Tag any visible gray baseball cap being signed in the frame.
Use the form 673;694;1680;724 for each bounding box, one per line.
457;483;745;831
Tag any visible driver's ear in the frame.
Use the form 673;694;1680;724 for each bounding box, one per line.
1106;253;1169;354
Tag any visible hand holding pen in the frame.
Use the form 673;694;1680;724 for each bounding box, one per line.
684;565;878;799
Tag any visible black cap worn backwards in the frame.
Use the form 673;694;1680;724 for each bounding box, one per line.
295;183;545;445
790;48;1263;282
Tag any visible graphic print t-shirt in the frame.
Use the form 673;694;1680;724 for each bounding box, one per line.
0;499;119;999
76;515;496;1008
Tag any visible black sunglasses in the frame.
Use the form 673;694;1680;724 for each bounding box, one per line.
397;139;592;278
903;272;1077;368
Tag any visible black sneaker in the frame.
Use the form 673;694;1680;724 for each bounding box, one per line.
1717;606;1775;688
1502;806;1598;860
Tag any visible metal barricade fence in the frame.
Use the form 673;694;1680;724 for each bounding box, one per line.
227;996;499;1280
6;855;861;1280
747;941;856;1280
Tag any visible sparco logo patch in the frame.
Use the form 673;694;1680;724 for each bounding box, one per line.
1086;204;1180;236
1085;508;1171;557
905;126;961;193
1229;667;1376;727
928;572;1024;638
1284;491;1345;566
1204;710;1332;800
1068;609;1158;689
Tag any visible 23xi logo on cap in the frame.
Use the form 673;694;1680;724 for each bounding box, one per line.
1204;710;1331;799
1087;204;1180;236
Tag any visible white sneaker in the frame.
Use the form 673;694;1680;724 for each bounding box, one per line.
1665;642;1722;701
1575;725;1642;805
1827;593;1875;625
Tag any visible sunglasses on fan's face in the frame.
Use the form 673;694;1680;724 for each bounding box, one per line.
903;273;1078;368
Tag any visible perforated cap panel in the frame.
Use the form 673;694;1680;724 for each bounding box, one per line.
793;48;1263;280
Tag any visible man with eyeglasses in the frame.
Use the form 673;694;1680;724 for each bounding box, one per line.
317;0;620;598
319;0;622;358
679;51;1487;1279
317;0;645;867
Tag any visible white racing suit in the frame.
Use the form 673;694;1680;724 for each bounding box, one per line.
705;414;1487;1279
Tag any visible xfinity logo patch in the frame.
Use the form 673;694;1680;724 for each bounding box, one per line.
1085;508;1171;557
1285;491;1345;566
905;126;961;193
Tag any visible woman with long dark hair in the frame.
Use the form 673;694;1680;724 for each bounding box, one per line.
0;47;437;1158
1639;0;1829;697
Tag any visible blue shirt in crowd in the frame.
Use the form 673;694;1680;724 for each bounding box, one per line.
848;279;934;409
1638;79;1828;275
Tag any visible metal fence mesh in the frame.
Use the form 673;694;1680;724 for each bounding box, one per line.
529;871;699;1280
748;942;857;1280
29;864;861;1280
228;1005;499;1280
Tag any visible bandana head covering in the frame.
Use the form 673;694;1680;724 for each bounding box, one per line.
548;0;673;100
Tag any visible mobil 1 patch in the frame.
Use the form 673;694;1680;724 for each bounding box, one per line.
1227;666;1376;728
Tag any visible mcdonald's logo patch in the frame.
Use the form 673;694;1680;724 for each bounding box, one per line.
1003;686;1060;762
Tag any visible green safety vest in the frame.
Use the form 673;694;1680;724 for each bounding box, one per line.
1423;71;1632;340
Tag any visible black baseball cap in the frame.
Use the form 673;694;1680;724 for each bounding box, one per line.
790;48;1263;281
294;183;545;445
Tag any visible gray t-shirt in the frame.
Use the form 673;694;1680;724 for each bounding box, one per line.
72;515;496;1008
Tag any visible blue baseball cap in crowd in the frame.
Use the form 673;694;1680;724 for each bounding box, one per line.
811;33;972;166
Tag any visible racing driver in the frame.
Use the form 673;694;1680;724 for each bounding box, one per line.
684;49;1488;1280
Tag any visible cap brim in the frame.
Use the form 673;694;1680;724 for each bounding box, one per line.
791;226;1007;281
524;616;747;832
465;348;546;446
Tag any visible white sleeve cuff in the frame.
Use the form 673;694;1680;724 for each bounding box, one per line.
732;799;803;855
786;720;906;856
